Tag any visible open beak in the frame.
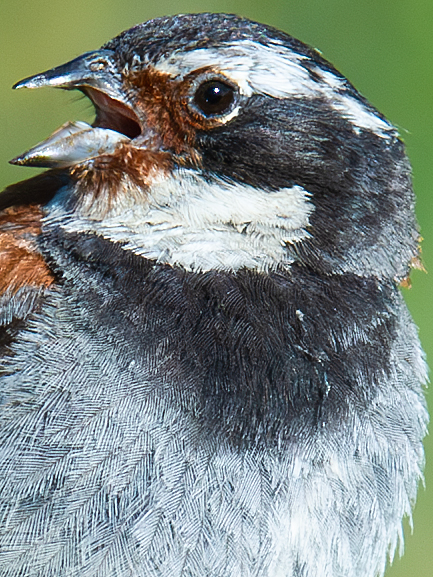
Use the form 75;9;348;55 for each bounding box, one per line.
10;50;141;168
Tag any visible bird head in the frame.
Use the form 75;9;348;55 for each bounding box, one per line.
11;13;419;280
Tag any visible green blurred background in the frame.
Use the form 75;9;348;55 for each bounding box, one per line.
0;1;431;575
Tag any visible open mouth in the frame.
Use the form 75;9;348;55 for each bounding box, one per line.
84;87;142;140
10;49;144;169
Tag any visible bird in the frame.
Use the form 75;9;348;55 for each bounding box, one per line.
0;12;428;577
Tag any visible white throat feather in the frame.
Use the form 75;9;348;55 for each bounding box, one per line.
47;169;314;273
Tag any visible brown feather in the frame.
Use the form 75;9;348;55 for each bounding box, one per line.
0;205;55;295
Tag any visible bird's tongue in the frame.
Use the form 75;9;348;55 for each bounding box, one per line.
9;121;129;168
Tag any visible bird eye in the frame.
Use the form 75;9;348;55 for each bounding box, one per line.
193;80;235;117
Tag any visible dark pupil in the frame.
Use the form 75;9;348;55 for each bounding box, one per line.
194;80;234;116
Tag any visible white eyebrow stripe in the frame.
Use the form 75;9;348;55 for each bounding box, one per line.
315;69;392;135
153;40;394;138
155;40;314;98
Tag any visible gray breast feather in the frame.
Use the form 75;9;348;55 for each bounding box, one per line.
0;239;427;577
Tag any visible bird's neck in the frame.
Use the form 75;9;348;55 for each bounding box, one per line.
46;168;313;273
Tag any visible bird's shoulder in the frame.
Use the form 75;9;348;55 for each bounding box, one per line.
0;171;66;349
0;204;54;295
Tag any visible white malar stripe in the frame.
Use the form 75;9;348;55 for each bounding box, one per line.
154;40;393;138
50;169;314;273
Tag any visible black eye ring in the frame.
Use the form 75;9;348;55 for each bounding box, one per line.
193;79;236;117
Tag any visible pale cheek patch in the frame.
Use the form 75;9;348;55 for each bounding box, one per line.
155;40;394;138
149;171;312;234
49;169;314;273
